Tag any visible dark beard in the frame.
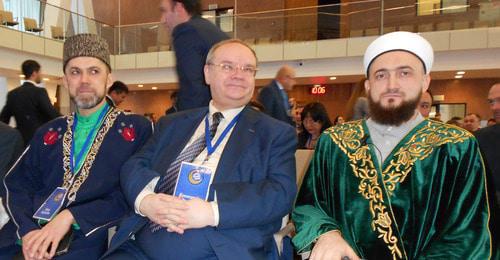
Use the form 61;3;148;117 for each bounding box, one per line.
368;92;421;126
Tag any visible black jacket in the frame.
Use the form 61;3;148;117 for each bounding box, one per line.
0;82;60;143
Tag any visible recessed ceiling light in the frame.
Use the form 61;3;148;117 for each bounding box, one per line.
19;74;25;78
152;87;158;90
43;78;50;81
329;76;337;80
456;71;465;75
138;84;143;88
454;75;463;79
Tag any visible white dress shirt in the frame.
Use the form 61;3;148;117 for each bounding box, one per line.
134;101;245;226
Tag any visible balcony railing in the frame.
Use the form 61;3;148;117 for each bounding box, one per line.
1;0;498;55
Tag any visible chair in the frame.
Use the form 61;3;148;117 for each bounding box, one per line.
242;38;256;45
453;21;469;30
51;26;65;40
364;28;379;36
159;45;170;51
147;46;159;52
0;11;19;26
349;29;363;37
473;21;489;28
383;26;397;34
418;23;434;32
436;22;452;31
398;24;415;32
24;17;43;33
257;37;271;44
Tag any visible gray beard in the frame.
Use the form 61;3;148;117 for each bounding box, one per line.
72;94;104;110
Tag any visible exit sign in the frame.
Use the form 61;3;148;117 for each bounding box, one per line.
310;85;326;95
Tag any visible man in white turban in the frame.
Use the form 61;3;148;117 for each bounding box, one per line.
292;31;493;260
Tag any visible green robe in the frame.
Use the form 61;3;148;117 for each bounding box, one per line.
293;119;493;259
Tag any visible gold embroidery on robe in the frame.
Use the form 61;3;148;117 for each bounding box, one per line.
327;120;473;259
62;108;121;203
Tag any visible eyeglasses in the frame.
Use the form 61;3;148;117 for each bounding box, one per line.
488;98;500;106
207;62;258;76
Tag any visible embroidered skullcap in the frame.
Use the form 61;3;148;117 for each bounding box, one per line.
363;31;434;76
63;33;111;71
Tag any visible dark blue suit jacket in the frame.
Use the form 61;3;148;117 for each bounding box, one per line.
106;106;297;259
258;81;294;126
173;16;229;111
3;109;152;259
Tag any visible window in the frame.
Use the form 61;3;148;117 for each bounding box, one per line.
417;0;468;16
4;0;41;24
202;8;234;33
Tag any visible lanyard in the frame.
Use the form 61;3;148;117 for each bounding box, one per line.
70;103;109;174
204;112;240;157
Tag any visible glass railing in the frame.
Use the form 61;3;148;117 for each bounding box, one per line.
0;0;117;53
1;0;498;55
117;0;500;54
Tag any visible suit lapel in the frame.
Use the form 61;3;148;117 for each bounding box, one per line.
213;107;258;184
152;108;207;176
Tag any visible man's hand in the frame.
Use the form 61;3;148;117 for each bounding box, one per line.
22;230;44;260
310;231;360;260
139;193;188;234
178;198;215;230
22;209;74;260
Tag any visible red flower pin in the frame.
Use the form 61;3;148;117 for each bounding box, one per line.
43;130;58;145
121;127;136;142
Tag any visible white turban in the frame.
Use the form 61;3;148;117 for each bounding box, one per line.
363;31;434;76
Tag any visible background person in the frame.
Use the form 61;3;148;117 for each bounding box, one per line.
0;60;60;144
297;102;332;150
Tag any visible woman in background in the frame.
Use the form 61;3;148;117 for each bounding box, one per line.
297;102;332;150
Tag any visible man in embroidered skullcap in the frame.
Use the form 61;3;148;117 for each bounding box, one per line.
292;31;494;259
3;33;152;259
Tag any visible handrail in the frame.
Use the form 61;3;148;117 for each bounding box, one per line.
1;0;497;55
36;0;113;27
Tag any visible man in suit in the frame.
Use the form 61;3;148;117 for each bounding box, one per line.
464;113;481;132
165;91;178;115
475;82;500;256
103;39;297;259
477;83;500;191
160;0;228;111
0;60;60;144
106;81;129;107
258;65;296;125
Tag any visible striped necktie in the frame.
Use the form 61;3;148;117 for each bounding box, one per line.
150;112;223;232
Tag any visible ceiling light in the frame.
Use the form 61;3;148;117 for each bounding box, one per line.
19;74;25;78
329;76;337;80
43;78;50;81
138;84;143;88
454;75;463;79
152;87;158;90
456;71;465;75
